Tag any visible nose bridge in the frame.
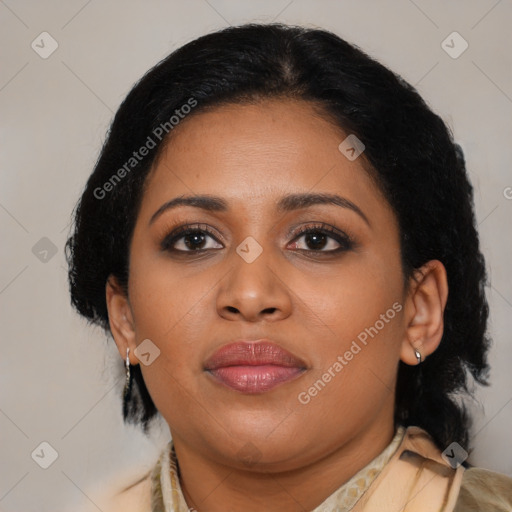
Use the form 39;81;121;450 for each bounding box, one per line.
230;234;276;297
216;233;291;321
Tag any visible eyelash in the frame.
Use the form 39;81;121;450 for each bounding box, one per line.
160;222;356;255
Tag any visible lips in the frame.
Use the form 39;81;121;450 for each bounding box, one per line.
204;340;307;393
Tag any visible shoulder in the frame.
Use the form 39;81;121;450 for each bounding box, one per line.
94;470;154;512
70;470;154;512
454;467;512;511
79;442;172;512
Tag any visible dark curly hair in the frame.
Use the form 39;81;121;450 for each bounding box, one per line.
65;22;491;452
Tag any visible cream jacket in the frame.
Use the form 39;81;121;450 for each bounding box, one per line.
77;426;512;511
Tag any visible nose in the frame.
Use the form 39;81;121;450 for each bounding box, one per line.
216;243;292;323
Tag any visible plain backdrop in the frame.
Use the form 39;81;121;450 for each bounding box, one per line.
1;1;511;510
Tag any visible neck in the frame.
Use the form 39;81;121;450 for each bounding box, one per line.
172;419;396;512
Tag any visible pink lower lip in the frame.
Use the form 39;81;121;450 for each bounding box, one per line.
207;365;305;393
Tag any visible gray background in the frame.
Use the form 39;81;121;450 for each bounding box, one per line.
1;1;511;510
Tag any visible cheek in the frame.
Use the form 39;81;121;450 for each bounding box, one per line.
297;255;405;399
126;261;212;411
128;253;215;338
129;263;208;423
304;255;403;338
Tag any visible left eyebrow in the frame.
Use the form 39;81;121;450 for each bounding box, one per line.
276;192;370;227
148;192;370;228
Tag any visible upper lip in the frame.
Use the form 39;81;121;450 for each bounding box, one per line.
204;340;307;370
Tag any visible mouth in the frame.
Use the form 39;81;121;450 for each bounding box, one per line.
203;340;307;394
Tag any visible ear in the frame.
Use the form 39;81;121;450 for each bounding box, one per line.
400;260;449;365
105;275;138;366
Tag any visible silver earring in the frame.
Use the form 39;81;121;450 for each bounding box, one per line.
124;347;131;393
414;348;422;365
122;347;133;419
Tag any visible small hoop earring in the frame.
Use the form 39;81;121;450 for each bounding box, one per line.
123;348;132;414
125;347;130;376
414;348;422;365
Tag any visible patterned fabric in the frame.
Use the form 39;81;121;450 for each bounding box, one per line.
149;427;407;512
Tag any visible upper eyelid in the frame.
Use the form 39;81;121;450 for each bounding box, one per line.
165;222;348;239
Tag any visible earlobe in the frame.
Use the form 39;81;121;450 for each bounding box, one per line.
105;275;138;365
400;260;449;366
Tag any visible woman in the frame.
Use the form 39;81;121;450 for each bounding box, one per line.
65;23;512;511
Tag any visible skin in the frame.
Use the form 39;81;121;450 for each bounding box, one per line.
106;98;448;512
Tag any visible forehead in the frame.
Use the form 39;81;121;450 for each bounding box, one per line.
140;99;389;221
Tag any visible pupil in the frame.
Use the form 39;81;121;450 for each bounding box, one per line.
306;232;326;250
185;233;205;250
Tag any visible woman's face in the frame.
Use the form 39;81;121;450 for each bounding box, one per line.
117;98;412;470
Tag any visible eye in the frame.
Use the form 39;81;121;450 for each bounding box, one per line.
288;223;354;253
160;224;223;252
160;222;355;255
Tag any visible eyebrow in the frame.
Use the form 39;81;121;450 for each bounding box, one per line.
149;192;371;227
